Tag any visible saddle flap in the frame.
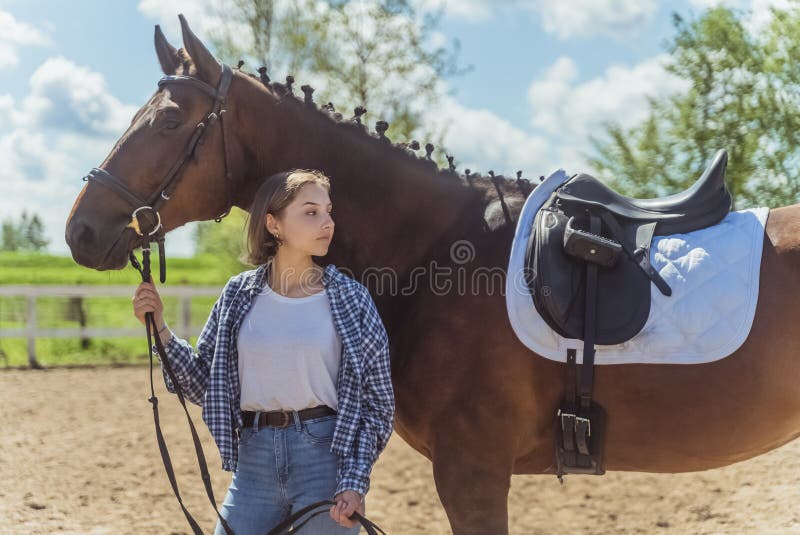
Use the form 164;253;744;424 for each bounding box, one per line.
525;194;652;345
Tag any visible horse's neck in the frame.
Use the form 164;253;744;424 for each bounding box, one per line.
232;79;493;279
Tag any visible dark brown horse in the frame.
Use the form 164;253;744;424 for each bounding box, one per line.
65;16;800;535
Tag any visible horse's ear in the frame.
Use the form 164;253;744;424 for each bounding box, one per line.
154;25;180;75
178;13;221;86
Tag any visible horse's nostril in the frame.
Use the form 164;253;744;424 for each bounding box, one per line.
67;218;95;249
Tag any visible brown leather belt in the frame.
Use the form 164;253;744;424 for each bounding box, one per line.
241;405;336;430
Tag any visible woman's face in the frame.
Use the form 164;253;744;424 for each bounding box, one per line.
267;182;334;258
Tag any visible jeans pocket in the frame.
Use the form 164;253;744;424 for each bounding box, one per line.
237;427;255;447
300;415;337;446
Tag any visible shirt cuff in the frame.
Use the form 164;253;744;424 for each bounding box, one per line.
151;331;176;357
335;458;372;497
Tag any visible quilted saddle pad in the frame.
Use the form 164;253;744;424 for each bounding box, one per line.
505;169;770;365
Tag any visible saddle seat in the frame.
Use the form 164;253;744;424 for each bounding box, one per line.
557;149;731;236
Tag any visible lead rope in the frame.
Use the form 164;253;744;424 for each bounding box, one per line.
266;500;387;535
130;226;235;535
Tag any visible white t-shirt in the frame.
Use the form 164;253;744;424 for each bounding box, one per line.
236;281;343;412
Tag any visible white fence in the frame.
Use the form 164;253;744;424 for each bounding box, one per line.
0;285;221;367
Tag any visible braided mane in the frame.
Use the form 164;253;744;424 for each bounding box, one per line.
239;63;537;206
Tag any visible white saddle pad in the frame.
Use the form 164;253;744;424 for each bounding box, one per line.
505;170;770;365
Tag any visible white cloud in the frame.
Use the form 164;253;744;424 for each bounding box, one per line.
415;0;659;37
0;43;18;69
0;10;51;69
529;0;659;39
0;94;13;128
745;0;793;32
412;0;496;22
685;0;793;33
137;0;225;42
529;54;688;142
12;57;138;136
687;0;747;9
430;94;557;178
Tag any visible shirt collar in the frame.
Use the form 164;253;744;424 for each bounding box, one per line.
244;259;343;294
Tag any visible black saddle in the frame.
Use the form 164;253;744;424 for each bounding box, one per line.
524;149;733;478
525;149;732;345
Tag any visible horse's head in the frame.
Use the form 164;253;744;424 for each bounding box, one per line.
65;15;244;270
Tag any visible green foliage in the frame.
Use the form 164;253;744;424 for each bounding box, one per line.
208;0;468;142
589;5;800;209
193;207;251;273
1;211;49;252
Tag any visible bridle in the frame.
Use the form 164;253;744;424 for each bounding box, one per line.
81;63;387;535
84;62;235;284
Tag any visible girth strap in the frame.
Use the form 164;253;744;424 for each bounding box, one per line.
559;348;578;466
578;213;600;410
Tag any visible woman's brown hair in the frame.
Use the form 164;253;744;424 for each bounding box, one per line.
240;169;331;266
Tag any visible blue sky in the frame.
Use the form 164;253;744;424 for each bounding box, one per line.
0;0;782;257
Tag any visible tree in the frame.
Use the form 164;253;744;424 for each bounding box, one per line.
588;5;800;209
1;211;49;252
208;0;467;141
24;214;48;250
193;207;250;273
1;219;18;251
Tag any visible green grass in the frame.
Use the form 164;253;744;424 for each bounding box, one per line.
0;251;241;285
0;251;246;368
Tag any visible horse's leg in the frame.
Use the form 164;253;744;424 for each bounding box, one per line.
393;290;556;534
431;414;513;535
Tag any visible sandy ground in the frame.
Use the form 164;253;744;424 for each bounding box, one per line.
1;367;800;534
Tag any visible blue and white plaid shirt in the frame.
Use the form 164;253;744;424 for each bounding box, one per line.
152;260;395;497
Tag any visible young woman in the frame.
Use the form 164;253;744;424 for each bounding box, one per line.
132;169;395;534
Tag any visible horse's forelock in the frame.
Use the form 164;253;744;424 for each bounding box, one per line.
176;48;195;76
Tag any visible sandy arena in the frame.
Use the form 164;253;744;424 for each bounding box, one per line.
2;367;799;534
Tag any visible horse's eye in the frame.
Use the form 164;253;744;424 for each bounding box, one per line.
164;120;181;130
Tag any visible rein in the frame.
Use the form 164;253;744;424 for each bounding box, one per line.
84;62;387;534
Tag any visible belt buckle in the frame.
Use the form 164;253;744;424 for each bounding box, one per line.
558;409;576;431
274;410;292;429
575;416;591;437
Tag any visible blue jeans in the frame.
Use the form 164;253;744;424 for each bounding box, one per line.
214;411;361;535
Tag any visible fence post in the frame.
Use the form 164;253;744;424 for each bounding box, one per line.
181;295;191;340
27;295;42;369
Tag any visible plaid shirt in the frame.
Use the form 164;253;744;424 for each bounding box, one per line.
152;261;395;497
